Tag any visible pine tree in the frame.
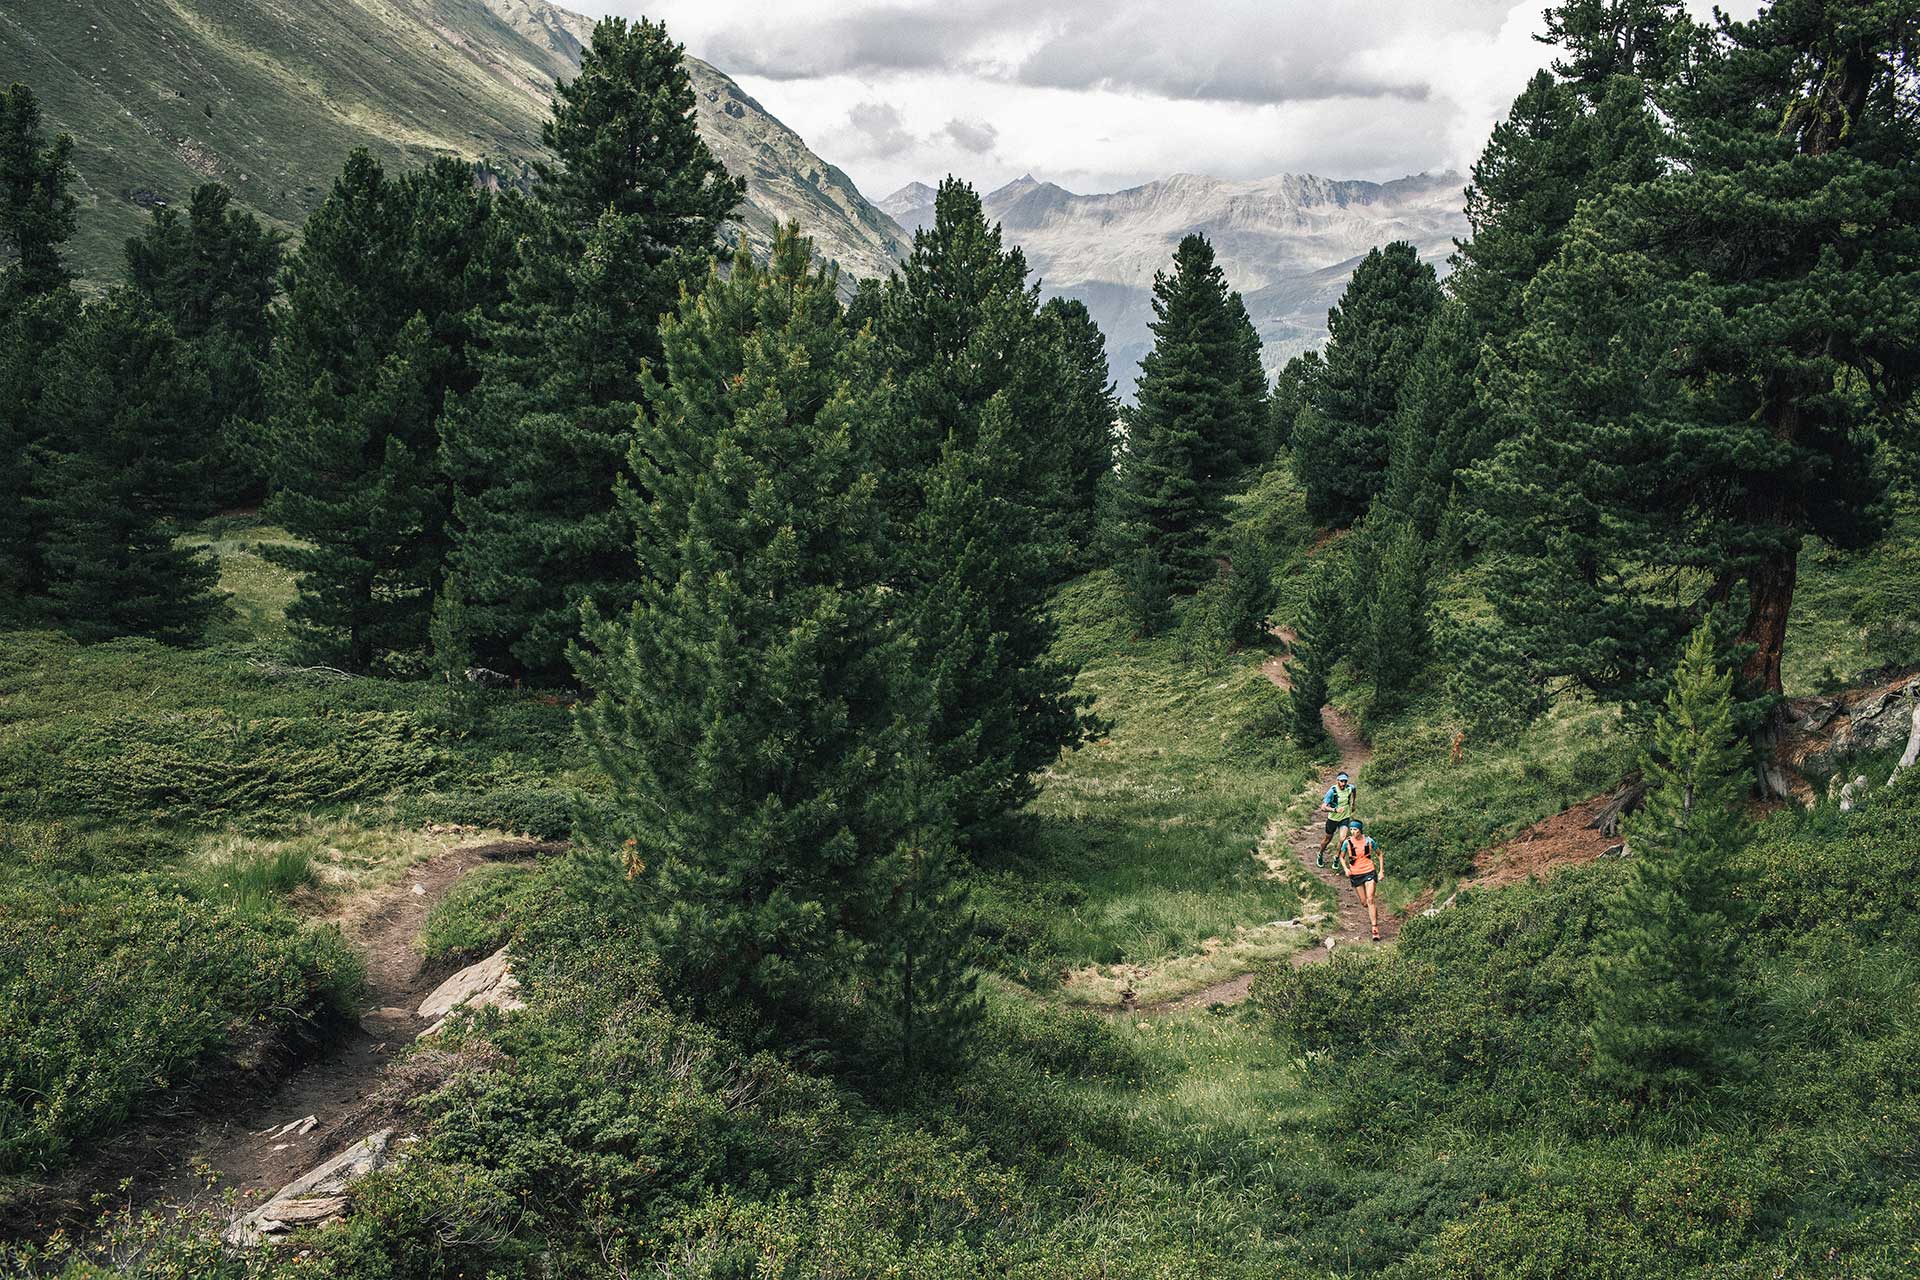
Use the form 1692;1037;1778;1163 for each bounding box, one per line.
0;83;77;609
1468;1;1919;722
1266;351;1321;455
1541;0;1693;97
875;180;1093;853
1293;242;1441;526
1378;302;1484;542
575;229;973;1062
1288;571;1346;749
444;17;742;683
1120;540;1172;639
265;153;510;671
1039;296;1118;565
125;183;285;505
1220;523;1277;650
1366;520;1431;715
911;400;1089;848
875;180;1064;528
34;293;219;642
1121;234;1245;589
1225;291;1272;471
0;85;76;298
1589;625;1744;1104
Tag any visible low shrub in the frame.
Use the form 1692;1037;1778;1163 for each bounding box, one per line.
0;870;362;1181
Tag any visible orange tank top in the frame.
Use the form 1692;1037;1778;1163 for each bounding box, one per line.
1343;834;1376;875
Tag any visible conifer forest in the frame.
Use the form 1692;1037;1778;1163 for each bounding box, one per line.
2;2;1919;1275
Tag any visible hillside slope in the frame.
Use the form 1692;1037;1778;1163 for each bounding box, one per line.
886;171;1467;395
0;0;908;284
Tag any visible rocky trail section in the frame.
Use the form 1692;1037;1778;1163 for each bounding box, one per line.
144;837;559;1240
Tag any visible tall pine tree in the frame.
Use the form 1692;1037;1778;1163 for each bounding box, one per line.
266;153;510;670
0;83;77;610
0;84;75;297
1039;295;1118;565
1120;233;1247;588
1365;520;1432;716
443;16;742;683
1589;625;1744;1105
1293;242;1440;526
875;180;1093;853
126;183;285;506
33;293;219;642
1469;1;1919;729
575;229;975;1065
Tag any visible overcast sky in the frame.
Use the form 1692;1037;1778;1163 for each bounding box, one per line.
570;1;1757;201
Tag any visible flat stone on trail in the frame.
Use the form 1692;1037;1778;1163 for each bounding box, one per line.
224;1129;392;1245
415;945;524;1037
359;1005;415;1035
260;1115;318;1141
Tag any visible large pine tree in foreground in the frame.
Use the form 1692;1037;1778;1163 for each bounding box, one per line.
1589;626;1743;1105
444;16;743;683
1469;0;1920;729
575;230;975;1064
1294;241;1440;526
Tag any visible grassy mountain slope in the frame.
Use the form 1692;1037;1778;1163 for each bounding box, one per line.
0;0;907;284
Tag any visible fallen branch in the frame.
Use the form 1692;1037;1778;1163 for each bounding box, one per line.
1587;775;1645;839
247;659;358;682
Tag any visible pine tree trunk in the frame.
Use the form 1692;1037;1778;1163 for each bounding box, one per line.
1737;543;1796;697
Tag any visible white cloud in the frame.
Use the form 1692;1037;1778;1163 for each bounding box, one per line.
570;0;1764;200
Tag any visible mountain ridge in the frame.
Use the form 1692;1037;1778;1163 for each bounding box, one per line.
2;0;908;286
885;169;1468;394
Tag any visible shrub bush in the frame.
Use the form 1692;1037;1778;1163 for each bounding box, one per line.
0;870;362;1180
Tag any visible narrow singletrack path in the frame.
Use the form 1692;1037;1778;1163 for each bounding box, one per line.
122;838;561;1221
1114;629;1379;1015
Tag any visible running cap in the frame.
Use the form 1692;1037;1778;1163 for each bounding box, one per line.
1348;818;1364;831
1336;772;1350;782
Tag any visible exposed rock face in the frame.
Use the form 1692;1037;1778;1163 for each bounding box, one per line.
224;1130;392;1245
416;946;524;1037
1787;675;1919;774
882;170;1468;398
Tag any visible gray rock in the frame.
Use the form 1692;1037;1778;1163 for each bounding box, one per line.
416;946;523;1038
224;1129;391;1245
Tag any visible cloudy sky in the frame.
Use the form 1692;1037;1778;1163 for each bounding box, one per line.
571;1;1754;201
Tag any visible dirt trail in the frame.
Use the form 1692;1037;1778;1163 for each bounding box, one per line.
140;838;559;1215
1117;631;1377;1015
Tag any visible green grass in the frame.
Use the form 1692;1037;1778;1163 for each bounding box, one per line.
0;857;361;1200
1782;486;1920;696
180;518;305;653
970;571;1314;997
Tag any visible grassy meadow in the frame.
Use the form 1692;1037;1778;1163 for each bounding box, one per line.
4;492;1919;1276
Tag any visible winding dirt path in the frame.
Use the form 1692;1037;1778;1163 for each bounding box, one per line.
1116;631;1379;1014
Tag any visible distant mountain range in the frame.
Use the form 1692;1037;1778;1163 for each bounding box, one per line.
6;0;1467;389
885;172;1469;397
2;0;908;286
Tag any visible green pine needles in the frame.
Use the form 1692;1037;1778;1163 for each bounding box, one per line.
1589;626;1745;1105
573;228;977;1067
